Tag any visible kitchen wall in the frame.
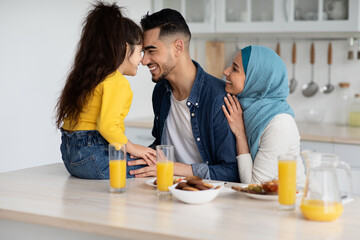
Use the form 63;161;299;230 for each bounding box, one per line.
0;0;153;173
1;0;360;173
191;38;360;124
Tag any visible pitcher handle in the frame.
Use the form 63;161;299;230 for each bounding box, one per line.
337;161;354;204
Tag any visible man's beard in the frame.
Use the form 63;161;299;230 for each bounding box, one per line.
152;74;166;83
152;56;175;83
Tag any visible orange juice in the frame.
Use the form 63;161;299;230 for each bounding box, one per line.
157;161;174;191
300;199;343;221
278;160;297;205
109;160;126;189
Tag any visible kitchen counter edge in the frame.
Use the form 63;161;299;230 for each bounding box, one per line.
125;118;360;145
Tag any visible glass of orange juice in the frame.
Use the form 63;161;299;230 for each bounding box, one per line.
278;154;297;210
109;143;126;193
156;145;174;195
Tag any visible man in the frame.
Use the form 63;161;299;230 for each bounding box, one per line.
128;8;239;182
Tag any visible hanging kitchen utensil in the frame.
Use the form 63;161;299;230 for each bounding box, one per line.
206;41;225;79
321;42;335;94
289;42;297;93
302;43;319;97
276;42;281;56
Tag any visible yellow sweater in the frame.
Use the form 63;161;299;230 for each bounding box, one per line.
63;70;132;144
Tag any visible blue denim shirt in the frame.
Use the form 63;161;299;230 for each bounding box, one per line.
150;61;240;182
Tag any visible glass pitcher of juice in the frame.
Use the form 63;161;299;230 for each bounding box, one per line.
300;151;353;222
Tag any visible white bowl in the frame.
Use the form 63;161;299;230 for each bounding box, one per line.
169;182;224;204
303;109;325;124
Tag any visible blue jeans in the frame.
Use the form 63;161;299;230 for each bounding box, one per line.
60;129;145;179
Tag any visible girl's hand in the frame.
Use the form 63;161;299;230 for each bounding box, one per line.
222;94;246;139
127;141;156;165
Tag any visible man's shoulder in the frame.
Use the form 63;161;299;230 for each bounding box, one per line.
194;72;227;114
194;61;226;93
200;72;227;100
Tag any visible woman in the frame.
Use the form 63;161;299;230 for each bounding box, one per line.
55;2;155;179
222;45;306;185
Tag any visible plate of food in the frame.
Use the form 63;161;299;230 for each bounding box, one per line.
145;176;185;188
145;178;158;187
231;180;303;201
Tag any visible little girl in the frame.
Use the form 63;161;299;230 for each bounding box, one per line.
55;2;155;179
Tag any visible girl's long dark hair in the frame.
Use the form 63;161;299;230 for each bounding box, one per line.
55;1;142;129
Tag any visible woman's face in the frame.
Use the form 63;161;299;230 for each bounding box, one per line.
121;44;143;76
223;51;246;95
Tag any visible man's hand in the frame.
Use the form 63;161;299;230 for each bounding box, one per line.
128;160;194;178
128;159;156;177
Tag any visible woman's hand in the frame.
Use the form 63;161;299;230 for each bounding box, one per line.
222;94;246;139
126;141;156;165
222;93;250;155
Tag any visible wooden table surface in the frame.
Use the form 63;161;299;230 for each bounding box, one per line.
0;163;359;240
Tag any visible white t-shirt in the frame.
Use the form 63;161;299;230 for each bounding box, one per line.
162;95;203;165
236;114;306;186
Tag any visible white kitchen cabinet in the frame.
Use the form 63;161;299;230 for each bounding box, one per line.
215;0;285;33
126;127;155;147
283;0;360;32
152;0;215;33
333;142;360;168
216;0;360;33
333;143;360;196
301;140;360;195
350;168;360;197
301;141;360;167
337;167;360;197
300;140;334;153
153;0;360;34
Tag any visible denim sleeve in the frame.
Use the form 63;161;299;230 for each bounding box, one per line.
191;163;211;179
208;100;240;182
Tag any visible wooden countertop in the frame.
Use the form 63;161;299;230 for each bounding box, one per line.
125;118;360;145
125;117;154;129
296;122;360;145
1;164;359;240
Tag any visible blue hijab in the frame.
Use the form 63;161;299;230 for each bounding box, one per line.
238;45;294;160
